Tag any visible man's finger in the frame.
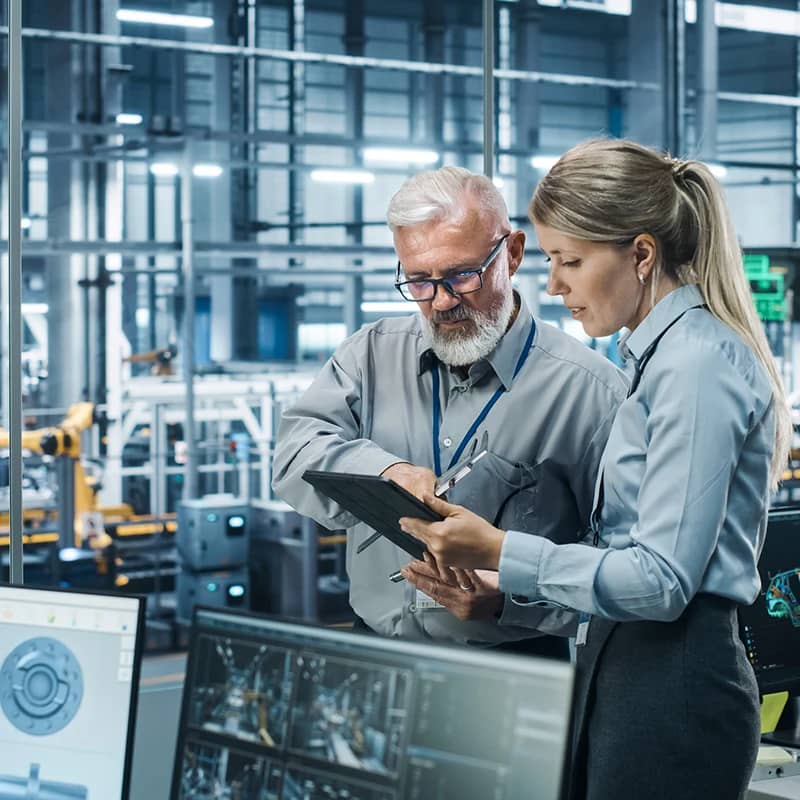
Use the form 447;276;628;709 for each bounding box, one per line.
450;566;475;592
405;559;439;581
402;568;437;597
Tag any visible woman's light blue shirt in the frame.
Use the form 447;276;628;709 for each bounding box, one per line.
499;284;776;621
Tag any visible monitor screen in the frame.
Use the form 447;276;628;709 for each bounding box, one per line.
171;608;574;800
739;509;800;694
0;584;145;799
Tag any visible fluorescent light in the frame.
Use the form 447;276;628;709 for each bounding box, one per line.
685;2;800;37
361;301;412;313
135;308;150;327
116;112;143;125
21;217;31;230
310;169;375;185
117;9;213;28
362;148;440;166
531;155;559;171
150;162;179;177
21;303;48;314
707;162;728;179
193;163;223;178
537;0;631;15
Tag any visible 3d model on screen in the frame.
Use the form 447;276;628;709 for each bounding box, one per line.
179;741;279;800
288;655;408;776
190;636;294;747
0;637;84;736
0;762;87;799
766;568;800;627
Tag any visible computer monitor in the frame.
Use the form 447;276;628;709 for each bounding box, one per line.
0;584;145;799
739;508;800;696
171;608;574;800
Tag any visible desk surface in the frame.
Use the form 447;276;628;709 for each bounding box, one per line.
749;775;800;799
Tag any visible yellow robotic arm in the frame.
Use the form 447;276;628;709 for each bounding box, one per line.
0;402;96;458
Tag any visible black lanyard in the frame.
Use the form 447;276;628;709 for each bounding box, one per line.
591;304;706;541
431;317;537;476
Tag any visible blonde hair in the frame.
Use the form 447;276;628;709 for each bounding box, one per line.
386;166;509;231
530;138;790;489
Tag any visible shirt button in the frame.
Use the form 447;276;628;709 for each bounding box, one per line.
443;437;452;447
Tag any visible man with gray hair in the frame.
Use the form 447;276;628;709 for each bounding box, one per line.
273;166;627;653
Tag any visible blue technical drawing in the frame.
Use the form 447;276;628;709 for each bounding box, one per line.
766;568;800;628
0;763;87;799
0;637;84;736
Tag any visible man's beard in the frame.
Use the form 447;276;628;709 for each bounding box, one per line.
422;288;515;367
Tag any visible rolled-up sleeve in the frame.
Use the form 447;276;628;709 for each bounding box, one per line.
272;341;406;529
499;341;766;622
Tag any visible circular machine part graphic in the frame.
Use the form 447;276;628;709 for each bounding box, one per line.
0;637;84;736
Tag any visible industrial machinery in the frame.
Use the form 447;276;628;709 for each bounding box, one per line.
0;403;178;594
249;500;349;623
176;495;250;620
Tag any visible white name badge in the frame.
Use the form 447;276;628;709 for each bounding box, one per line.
414;589;445;610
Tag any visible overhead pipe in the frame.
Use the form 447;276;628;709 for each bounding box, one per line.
0;26;653;91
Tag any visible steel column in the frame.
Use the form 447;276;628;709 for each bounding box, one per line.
697;0;718;160
181;148;199;500
483;0;495;178
7;0;23;584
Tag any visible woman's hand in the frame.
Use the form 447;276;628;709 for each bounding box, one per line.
399;493;506;571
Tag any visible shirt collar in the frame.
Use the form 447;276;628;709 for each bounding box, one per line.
620;283;705;362
417;292;534;390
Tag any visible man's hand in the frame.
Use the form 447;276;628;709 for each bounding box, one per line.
381;462;437;502
401;555;503;622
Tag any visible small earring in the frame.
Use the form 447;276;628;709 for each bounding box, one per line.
638;272;647;285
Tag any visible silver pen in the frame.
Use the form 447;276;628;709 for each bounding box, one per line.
433;448;488;497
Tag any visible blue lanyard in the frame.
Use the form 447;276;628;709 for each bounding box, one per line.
431;317;537;476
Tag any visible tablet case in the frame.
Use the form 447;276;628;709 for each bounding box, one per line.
302;470;442;560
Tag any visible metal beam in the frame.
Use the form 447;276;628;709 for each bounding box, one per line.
0;25;654;91
7;0;23;585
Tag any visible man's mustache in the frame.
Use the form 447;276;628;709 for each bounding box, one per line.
431;306;471;325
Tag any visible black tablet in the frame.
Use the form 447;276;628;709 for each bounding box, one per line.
302;469;441;560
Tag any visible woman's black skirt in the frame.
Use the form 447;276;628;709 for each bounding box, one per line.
567;594;760;800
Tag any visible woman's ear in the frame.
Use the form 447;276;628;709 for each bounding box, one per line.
632;233;657;281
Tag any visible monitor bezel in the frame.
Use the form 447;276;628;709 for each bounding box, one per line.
170;605;575;800
0;582;146;800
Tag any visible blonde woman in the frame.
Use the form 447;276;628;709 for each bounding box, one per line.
399;139;791;800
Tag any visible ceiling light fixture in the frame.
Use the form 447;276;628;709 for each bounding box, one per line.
192;164;224;178
116;112;143;125
362;148;440;166
116;9;214;29
310;169;375;185
150;162;179;177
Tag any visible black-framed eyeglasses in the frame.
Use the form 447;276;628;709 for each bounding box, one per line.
394;233;510;302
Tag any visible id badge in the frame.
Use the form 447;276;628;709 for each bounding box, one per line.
576;612;591;646
414;589;445;610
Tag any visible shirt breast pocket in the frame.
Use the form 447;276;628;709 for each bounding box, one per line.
448;452;540;531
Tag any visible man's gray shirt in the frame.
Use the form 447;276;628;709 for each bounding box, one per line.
272;295;628;644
